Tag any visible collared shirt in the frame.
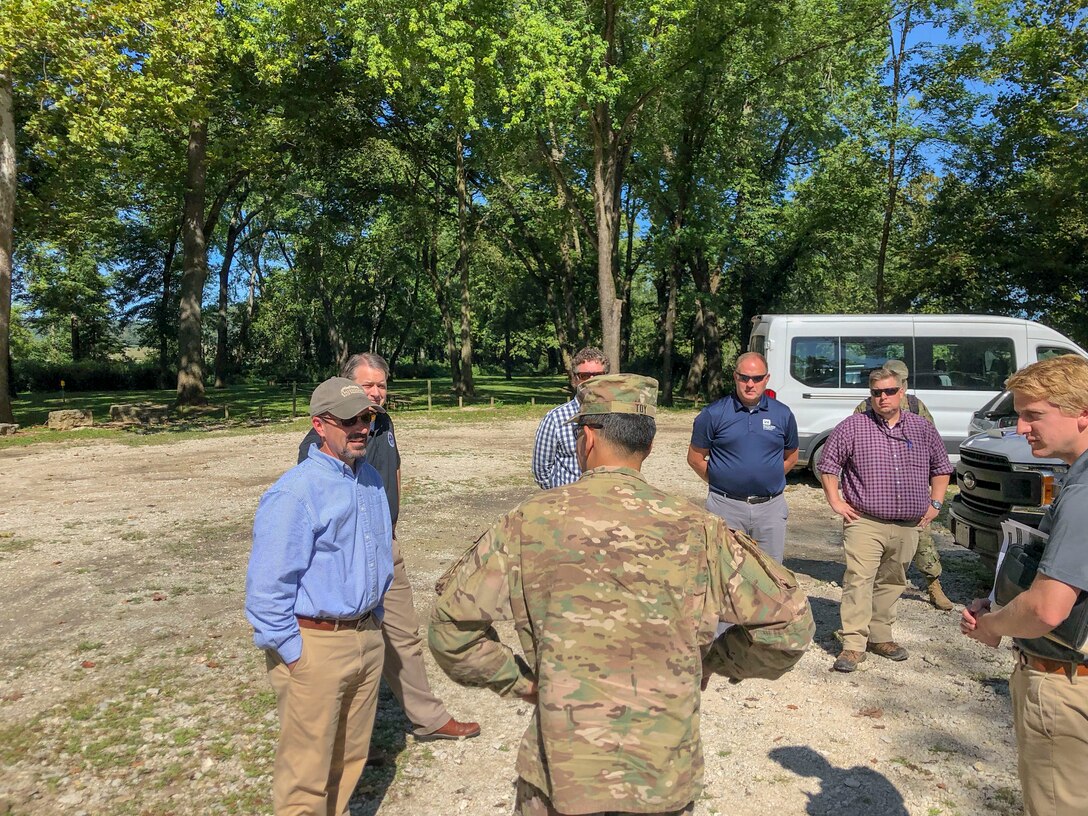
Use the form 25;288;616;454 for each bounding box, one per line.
691;394;799;496
531;397;580;489
298;412;402;525
245;445;394;664
1017;447;1088;662
818;410;952;522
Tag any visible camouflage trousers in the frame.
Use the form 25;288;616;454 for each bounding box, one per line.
913;530;942;581
514;778;695;816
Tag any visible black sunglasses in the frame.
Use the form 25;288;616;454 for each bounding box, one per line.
323;412;374;428
870;387;901;397
736;373;769;383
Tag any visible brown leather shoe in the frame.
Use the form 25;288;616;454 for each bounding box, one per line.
420;718;481;740
867;641;909;661
833;650;866;673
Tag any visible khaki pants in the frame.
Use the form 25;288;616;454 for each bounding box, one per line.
268;620;384;816
383;538;450;734
839;516;919;652
1012;660;1088;815
514;778;694;816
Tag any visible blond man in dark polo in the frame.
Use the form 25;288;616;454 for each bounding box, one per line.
962;355;1088;815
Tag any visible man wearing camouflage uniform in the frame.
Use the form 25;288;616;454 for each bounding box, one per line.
853;359;953;611
430;374;815;816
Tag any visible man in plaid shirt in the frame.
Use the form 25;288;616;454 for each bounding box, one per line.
819;367;953;673
531;348;610;489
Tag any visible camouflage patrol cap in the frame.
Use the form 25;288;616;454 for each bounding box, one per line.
883;359;909;382
568;374;658;423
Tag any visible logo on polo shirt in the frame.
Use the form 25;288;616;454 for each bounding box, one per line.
387;433;395;448
762;418;777;432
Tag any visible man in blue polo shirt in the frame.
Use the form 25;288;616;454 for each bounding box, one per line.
687;352;799;563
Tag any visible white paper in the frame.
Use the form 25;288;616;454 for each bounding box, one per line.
989;520;1050;603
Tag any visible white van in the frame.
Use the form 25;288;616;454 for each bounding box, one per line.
748;314;1088;470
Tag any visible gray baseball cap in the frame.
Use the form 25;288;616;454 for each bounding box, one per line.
309;377;386;419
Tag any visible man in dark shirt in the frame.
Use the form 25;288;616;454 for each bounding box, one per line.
819;367;953;673
961;355;1088;815
687;352;799;563
298;353;479;741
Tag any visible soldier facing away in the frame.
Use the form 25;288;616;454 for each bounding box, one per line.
429;374;815;816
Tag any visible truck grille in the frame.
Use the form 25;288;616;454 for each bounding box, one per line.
961;493;1011;515
960;448;1011;471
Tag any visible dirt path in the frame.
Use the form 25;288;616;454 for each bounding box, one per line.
0;411;1019;815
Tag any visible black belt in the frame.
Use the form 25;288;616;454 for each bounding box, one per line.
296;613;374;632
710;488;783;504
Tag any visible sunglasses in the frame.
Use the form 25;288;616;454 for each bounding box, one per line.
574;370;606;382
735;373;769;383
870;387;901;397
322;412;375;428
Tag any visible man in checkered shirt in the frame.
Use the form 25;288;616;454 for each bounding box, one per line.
819;367;953;673
531;348;610;489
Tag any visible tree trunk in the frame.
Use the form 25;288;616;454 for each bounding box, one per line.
591;111;624;370
454;132;475;397
619;184;638;366
237;232;262;361
157;228;178;389
660;260;679;406
213;209;244;388
876;11;910;313
0;71;13;423
589;0;627;370
685;301;706;398
176;119;210;406
422;226;458;386
70;315;81;361
389;261;421;374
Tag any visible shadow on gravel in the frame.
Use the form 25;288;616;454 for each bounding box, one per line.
350;682;411;815
786;556;845;585
770;745;908;815
805;596;844;657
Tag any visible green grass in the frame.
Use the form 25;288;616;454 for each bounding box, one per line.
8;374;709;431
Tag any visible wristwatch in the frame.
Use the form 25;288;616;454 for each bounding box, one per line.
930;499;943;510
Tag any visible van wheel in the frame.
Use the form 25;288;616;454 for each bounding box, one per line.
809;442;824;475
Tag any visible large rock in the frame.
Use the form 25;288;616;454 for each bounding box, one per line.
47;409;93;430
0;423;17;436
109;403;170;425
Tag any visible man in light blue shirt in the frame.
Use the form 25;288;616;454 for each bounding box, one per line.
246;377;394;816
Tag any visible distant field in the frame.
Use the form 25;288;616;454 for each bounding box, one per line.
5;374;708;448
9;375;577;428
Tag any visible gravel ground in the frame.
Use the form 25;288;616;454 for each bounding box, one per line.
0;409;1020;815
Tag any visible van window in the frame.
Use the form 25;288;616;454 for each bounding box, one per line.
842;338;912;386
750;333;766;356
1037;346;1076;361
790;337;839;386
914;337;1016;390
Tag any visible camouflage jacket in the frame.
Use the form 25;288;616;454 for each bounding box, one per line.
853;393;934;424
429;466;814;814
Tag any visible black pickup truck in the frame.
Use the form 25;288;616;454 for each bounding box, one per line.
948;391;1069;571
